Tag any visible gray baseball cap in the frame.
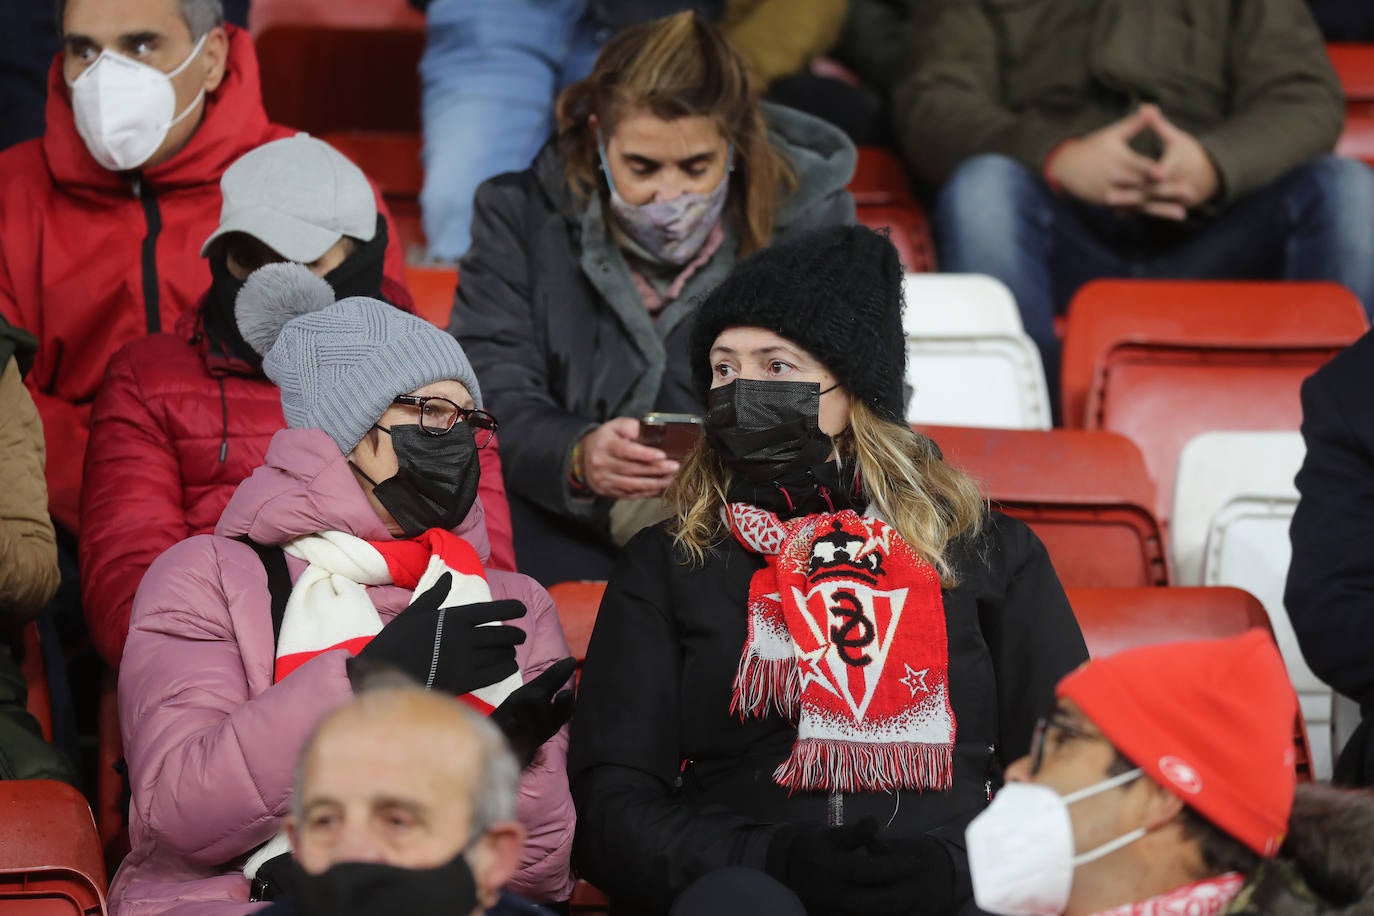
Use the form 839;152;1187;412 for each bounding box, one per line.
201;133;377;263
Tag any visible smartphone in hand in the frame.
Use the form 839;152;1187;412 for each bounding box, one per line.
639;413;704;462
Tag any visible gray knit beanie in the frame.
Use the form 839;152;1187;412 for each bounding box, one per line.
235;262;483;454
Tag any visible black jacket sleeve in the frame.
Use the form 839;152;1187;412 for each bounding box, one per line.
568;532;776;913
977;514;1089;761
451;176;598;519
1286;343;1374;707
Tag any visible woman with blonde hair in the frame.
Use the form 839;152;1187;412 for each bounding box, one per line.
451;11;855;584
569;226;1088;915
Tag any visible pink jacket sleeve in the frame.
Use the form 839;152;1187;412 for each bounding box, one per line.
496;570;577;903
119;536;355;867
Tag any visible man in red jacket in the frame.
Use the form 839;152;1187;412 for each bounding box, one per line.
0;0;407;535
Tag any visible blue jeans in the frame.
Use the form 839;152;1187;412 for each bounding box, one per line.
933;154;1374;392
419;0;605;261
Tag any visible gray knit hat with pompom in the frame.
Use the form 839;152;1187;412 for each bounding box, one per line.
235;262;482;454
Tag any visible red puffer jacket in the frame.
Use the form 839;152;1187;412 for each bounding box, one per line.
0;26;408;532
80;308;518;670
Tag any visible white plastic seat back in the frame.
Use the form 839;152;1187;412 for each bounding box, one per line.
1173;431;1331;777
901;274;1051;429
902;273;1025;337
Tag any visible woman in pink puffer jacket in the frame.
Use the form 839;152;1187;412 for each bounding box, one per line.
110;265;576;915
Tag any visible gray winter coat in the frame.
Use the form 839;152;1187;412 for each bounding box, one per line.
451;105;855;533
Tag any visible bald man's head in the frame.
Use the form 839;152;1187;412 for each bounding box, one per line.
287;686;523;908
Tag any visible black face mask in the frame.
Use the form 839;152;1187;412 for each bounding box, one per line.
320;215;389;302
705;379;836;484
202;216;391;369
357;423;481;538
294;850;479;916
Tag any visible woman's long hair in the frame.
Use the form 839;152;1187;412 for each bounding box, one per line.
666;402;987;587
555;11;796;256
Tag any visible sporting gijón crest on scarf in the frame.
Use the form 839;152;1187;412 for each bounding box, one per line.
728;504;955;794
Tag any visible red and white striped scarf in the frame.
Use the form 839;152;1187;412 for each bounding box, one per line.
274;527;523;711
245;527;523;879
727;504;956;794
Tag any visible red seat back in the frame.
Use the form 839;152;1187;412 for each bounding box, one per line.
0;780;108;914
924;425;1167;587
1061;280;1366;525
547;581;609;669
256;26;424;135
1066;586;1314;782
849;147;915;207
1328;43;1374;108
405;265;459;328
20;624;51;743
855;203;937;273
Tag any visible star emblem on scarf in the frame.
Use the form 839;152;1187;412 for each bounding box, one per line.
900;664;931;697
798;644;840;699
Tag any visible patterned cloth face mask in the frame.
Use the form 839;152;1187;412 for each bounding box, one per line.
599;139;732;266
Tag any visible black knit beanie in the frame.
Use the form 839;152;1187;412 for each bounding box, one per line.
690;224;907;420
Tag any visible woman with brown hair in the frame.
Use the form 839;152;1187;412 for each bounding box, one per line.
568;226;1089;914
450;11;855;585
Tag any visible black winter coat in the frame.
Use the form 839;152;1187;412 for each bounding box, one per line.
568;512;1087;913
1286;328;1374;784
451;106;856;583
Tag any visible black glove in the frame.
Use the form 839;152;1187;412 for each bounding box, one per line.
348;573;527;696
867;832;964;915
489;657;576;767
766;817;946;916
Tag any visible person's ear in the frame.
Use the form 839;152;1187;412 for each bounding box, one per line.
469;822;527;908
200;26;229;93
284;815;300;855
1127;776;1185;832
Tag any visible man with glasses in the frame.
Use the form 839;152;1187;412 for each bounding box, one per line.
965;631;1374;915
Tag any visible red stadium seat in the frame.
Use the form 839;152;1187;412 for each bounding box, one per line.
547;581;608;669
570;879;611;915
405;265;459;328
255;27;424;136
96;673;129;876
1066;586;1315;782
0;780;108;914
321;132;425;252
1060;280;1367;526
1328;43;1374;109
20;623;51;743
924;425;1167;587
249;0;423;34
1328;45;1374;167
849;147;915;207
856;203;937;273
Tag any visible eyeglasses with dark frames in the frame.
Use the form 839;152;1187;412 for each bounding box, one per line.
1029;713;1108;775
391;395;498;448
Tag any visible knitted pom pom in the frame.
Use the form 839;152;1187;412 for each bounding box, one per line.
235;262;337;356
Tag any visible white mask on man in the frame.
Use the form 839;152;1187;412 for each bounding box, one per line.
66;33;208;172
965;767;1147;916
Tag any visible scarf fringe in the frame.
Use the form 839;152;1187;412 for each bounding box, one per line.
773;739;954;794
730;653;799;720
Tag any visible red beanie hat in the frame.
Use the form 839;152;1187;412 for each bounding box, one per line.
1056;630;1296;857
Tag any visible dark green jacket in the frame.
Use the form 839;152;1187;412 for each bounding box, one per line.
1222;784;1374;914
894;0;1344;205
0;642;75;783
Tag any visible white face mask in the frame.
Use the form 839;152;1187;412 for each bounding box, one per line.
66;34;208;172
965;768;1146;916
